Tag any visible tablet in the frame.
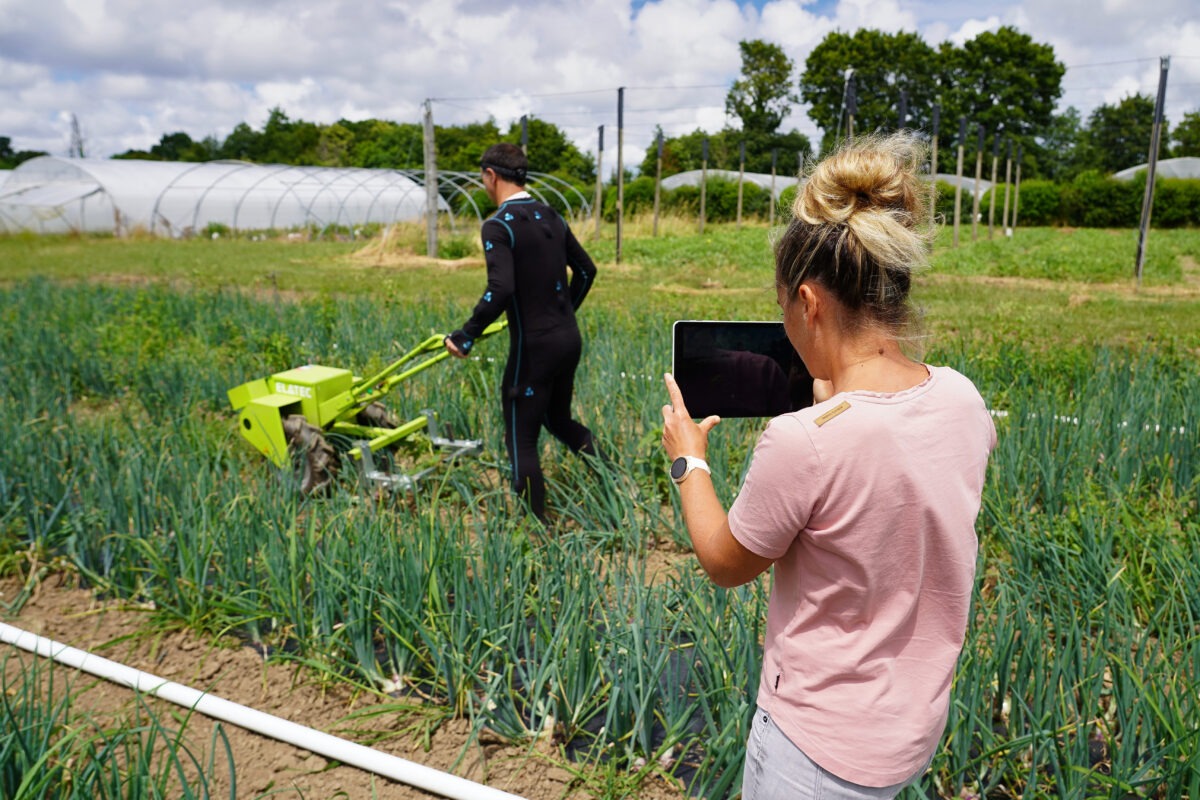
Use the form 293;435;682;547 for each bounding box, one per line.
671;320;812;419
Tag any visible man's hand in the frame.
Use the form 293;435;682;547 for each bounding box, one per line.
444;336;468;359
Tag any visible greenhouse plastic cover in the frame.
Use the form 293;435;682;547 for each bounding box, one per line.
1113;157;1200;181
0;156;447;236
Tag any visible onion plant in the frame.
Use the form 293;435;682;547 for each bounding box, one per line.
2;279;1198;798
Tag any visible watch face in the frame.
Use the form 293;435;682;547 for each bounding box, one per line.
670;457;688;480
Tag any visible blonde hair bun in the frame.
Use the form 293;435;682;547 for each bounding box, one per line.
775;131;934;335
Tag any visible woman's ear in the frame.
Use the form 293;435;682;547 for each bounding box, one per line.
797;283;818;322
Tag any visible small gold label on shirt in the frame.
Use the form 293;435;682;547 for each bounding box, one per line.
814;400;851;427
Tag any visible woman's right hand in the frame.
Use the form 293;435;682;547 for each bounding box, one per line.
661;373;720;460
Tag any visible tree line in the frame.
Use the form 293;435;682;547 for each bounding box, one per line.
4;26;1199;186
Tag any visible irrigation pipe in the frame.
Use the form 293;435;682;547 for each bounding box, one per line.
0;621;527;800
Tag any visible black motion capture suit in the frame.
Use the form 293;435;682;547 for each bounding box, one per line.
447;193;599;520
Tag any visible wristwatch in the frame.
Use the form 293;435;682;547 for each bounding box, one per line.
670;456;710;485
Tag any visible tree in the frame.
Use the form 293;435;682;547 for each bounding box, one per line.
1078;94;1167;175
0;136;47;168
727;40;798;139
800;29;939;153
502;117;595;183
1028;106;1083;181
1171;110;1200;157
936;26;1064;160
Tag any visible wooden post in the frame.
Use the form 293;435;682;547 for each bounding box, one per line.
699;137;709;234
593;125;603;240
520;115;528;153
953;117;966;248
737;140;745;229
846;74;857;141
653;129;663;237
769;148;777;227
616;87;625;264
1012;144;1023;234
1136;56;1170;285
988;133;1000;240
422;99;438;258
972;125;985;242
1002;139;1013;235
929;104;940;218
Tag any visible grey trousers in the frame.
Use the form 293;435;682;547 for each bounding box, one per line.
740;707;928;800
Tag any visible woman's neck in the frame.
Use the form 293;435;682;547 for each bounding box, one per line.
827;338;927;395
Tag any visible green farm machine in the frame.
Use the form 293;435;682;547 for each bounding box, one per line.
228;320;506;493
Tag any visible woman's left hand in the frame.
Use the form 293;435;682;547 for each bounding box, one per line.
661;373;721;460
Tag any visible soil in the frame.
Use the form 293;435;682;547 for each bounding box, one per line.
0;574;691;800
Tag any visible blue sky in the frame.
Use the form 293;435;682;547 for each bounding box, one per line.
0;0;1196;162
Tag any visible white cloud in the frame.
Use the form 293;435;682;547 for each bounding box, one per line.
0;0;1197;161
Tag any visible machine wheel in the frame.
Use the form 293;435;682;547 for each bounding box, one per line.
355;402;400;429
283;415;338;494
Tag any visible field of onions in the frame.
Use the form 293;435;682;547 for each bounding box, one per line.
1;278;1198;799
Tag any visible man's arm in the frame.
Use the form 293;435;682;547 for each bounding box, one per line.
563;224;596;310
446;221;514;354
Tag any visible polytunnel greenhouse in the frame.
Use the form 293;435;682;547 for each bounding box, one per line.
0;157;449;236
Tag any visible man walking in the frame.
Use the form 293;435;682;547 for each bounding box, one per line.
445;143;600;522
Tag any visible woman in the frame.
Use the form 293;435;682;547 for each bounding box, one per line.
661;132;995;799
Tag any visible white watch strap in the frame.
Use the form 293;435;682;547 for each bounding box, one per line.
673;456;710;484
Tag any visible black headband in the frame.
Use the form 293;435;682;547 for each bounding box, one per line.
481;161;527;183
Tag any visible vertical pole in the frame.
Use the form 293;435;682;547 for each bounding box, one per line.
699;137;708;234
988;133;1000;240
616;87;625;264
1002;139;1013;235
972;125;985;242
953;117;966;248
737;140;745;229
520;115;528;154
1136;56;1170;285
929;104;940;217
422;99;438;259
770;148;777;227
653;129;663;237
1012;144;1023;234
593;125;604;240
897;90;908;130
846;75;857;141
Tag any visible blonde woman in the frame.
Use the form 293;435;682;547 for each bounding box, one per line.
661;132;995;799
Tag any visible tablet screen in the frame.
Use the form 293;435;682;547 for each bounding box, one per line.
671;320;812;419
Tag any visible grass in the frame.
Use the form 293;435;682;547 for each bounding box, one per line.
1;219;1199;798
2;220;1198;349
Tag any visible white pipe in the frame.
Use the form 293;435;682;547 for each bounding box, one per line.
0;621;527;800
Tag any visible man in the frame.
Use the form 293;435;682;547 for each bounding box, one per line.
445;143;599;522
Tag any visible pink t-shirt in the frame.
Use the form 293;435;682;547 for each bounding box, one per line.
728;365;996;787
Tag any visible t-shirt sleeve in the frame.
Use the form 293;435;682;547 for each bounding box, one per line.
728;415;821;560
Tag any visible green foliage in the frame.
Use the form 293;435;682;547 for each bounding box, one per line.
1078;93;1167;175
937;26;1065;147
0;136;47;169
1059;170;1142;228
1;277;1199;799
1028;106;1084;182
0;654;237;798
800;29;939;153
639;127;810;178
1173;110;1200;157
726;39;799;139
1008;179;1061;226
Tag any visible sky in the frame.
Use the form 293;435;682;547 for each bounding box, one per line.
1;0;1198;165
